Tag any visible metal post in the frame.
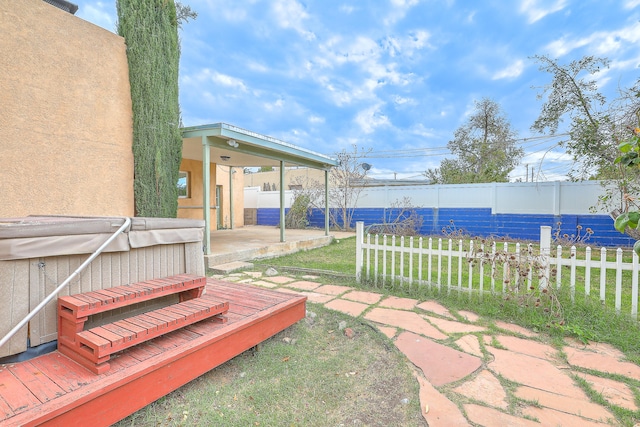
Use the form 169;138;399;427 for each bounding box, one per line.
202;136;211;255
325;170;329;236
229;167;234;229
280;160;285;242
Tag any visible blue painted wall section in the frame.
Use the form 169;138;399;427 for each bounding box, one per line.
264;207;634;247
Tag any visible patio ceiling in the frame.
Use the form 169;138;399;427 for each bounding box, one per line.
181;123;338;170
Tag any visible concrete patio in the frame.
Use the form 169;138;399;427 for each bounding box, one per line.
205;225;355;269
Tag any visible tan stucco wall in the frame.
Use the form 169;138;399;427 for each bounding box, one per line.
0;0;134;217
177;158;217;221
217;165;245;228
177;160;244;228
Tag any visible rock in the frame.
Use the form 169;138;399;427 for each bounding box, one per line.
338;320;347;330
344;328;355;339
283;337;292;344
265;267;278;276
400;398;410;405
306;310;317;318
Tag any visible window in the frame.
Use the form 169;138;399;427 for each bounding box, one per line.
177;171;190;198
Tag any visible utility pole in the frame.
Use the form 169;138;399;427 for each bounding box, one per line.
525;164;529;182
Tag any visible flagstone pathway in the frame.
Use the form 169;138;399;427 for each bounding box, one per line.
217;269;639;426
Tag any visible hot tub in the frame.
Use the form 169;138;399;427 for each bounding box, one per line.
0;216;205;359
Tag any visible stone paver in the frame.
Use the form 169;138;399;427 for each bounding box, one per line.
251;280;279;288
566;340;627;359
299;292;335;304
416;300;454;318
341;290;382;304
488;347;586;398
577;372;638;411
564;346;640;378
365;308;447;340
264;275;296;284
455;335;483;358
379;295;418;310
522;406;611;427
492;335;559;361
494;320;537;337
314;284;352;295
219;271;637;427
453;370;508;409
414;372;470;427
464;404;540;427
457;310;481;322
424;315;486;334
324;299;369;317
377;326;397;339
395;331;482;386
243;271;263;278
514;386;615;422
285;280;321;291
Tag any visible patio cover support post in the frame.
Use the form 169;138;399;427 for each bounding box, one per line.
229;167;234;229
280;160;285;243
325;170;329;236
202;136;211;255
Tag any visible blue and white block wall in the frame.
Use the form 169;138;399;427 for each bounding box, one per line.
245;181;634;247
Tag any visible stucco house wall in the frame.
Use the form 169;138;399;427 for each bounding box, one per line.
0;0;134;217
177;159;244;229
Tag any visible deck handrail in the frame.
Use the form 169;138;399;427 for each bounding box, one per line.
0;217;132;349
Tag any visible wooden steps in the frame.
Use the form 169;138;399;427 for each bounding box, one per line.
57;274;229;374
0;280;306;426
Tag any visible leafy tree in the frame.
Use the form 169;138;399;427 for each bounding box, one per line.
531;55;640;211
529;55;623;178
117;0;193;217
425;98;522;184
613;113;640;254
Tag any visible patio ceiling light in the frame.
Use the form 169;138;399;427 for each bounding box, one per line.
220;155;230;161
227;139;239;148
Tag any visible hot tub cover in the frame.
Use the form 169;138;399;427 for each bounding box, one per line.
0;216;204;260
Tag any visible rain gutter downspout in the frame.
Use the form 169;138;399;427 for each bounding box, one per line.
0;217;132;349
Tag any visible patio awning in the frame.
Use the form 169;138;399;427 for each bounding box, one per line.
182;123;337;170
181;123;338;255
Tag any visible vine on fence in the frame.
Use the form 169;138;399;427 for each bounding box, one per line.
467;237;566;332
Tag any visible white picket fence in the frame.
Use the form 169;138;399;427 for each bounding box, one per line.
355;222;640;319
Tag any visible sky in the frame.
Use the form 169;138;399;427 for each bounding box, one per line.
76;0;640;181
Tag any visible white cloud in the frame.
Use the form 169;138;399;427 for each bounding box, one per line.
545;21;640;57
492;59;525;80
271;0;316;40
383;30;432;57
519;0;568;24
624;0;640;9
384;0;421;26
186;69;249;92
355;104;391;134
339;4;356;14
392;95;416;106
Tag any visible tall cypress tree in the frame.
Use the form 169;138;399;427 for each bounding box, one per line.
117;0;182;217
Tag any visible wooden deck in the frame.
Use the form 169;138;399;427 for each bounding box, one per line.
0;280;306;427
